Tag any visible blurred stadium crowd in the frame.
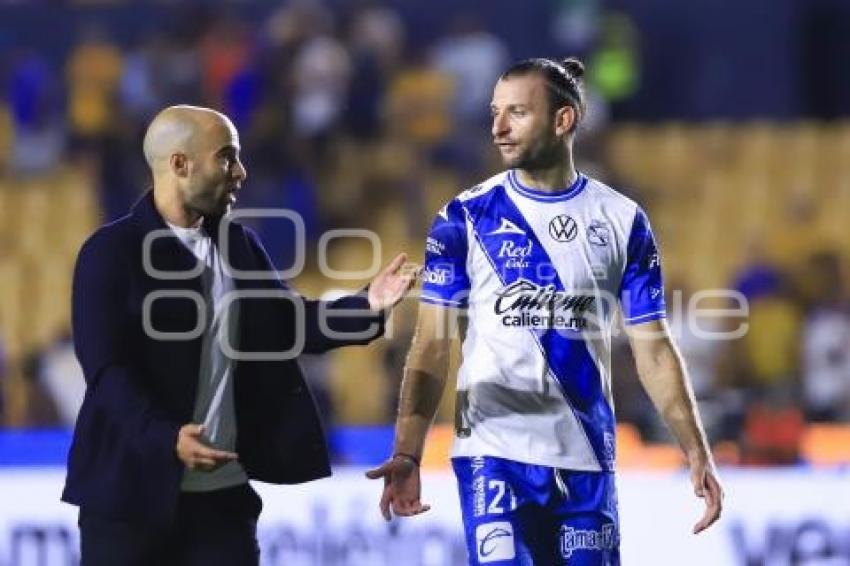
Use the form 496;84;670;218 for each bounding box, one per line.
0;0;848;468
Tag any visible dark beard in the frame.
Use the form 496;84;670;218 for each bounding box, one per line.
505;134;563;172
188;190;229;217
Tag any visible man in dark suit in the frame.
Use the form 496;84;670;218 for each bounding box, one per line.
63;105;416;565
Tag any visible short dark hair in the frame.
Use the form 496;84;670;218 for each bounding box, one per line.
499;57;586;132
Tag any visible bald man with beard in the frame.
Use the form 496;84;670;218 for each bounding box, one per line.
63;106;416;565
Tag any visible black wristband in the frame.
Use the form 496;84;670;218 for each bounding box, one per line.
393;452;421;467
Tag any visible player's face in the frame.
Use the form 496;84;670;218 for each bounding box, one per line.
491;74;563;170
182;117;247;217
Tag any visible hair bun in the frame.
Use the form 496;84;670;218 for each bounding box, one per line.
561;57;585;79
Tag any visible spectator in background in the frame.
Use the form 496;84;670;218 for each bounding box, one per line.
6;49;64;176
119;38;163;123
199;17;254;115
727;239;802;396
157;29;205;106
383;46;454;235
65;26;131;220
286;2;351;165
588;12;641;121
551;0;601;57
430;14;508;176
199;15;263;136
264;0;333;54
384;47;453;151
800;251;850;421
292;35;351;144
431;14;508;128
732;270;802;396
726;245;805;464
343;1;406;140
65;26;123;151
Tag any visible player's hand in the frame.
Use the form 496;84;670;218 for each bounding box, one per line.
367;254;420;312
365;454;431;520
176;424;238;472
690;459;723;534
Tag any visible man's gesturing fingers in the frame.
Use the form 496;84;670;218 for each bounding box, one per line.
692;469;724;534
176;423;238;471
194;444;238;464
366;457;431;520
368;253;422;311
366;460;395;520
392;498;431;517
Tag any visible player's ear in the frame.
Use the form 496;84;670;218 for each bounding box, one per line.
554;106;576;137
170;153;190;177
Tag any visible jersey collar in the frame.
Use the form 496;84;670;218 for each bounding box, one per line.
507;169;587;202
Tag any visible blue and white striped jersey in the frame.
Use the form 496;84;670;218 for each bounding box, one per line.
421;170;666;472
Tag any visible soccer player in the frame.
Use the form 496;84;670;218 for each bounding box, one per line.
367;58;723;564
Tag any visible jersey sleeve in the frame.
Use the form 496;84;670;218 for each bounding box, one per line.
619;207;667;325
420;199;471;308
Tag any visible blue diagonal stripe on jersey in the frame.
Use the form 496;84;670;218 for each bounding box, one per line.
462;184;615;471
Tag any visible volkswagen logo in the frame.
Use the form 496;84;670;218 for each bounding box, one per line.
549;215;577;242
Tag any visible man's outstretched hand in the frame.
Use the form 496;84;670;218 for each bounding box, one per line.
176;424;238;472
368;253;420;312
366;455;431;521
691;459;724;534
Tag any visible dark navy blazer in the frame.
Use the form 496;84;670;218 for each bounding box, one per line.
62;191;384;524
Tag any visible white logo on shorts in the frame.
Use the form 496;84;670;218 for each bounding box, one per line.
560;524;615;558
476;522;515;563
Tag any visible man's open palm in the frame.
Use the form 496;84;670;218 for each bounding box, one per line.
368;254;419;311
366;457;431;520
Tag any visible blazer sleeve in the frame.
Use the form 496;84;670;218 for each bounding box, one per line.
242;228;386;354
71;231;181;464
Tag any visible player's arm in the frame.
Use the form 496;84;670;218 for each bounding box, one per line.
367;197;469;519
366;302;457;520
625;319;723;534
394;302;455;461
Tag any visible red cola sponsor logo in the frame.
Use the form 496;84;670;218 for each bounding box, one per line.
497;240;532;269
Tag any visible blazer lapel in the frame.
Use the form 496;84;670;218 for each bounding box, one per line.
130;190;205;292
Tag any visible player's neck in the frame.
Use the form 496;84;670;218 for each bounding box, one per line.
153;187;203;228
515;160;578;194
